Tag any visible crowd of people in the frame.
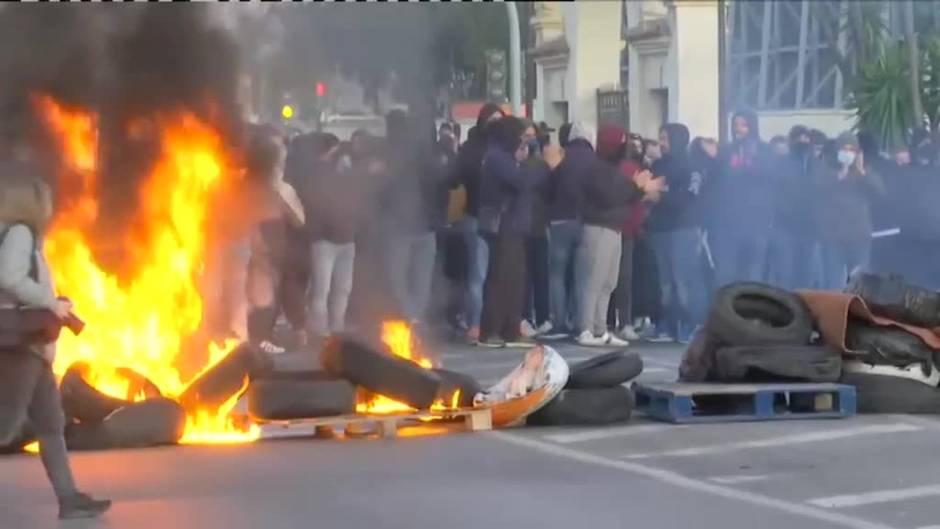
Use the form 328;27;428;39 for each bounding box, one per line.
219;103;940;353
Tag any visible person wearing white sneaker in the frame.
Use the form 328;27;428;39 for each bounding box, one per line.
519;319;538;338
576;330;629;347
618;325;640;341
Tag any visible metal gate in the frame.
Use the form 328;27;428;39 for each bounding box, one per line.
597;88;629;129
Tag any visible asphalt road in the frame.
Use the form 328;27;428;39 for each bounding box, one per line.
3;340;940;529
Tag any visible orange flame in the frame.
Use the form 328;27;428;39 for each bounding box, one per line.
37;96;257;444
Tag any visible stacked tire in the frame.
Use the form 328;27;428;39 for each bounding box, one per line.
527;350;642;426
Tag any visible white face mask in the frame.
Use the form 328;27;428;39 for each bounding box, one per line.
837;150;857;166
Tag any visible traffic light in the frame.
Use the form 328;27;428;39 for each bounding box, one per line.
315;82;327;98
485;49;507;103
281;104;295;120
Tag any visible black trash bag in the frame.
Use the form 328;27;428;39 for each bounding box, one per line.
527;386;635;426
178;342;273;414
60;363;130;423
65;398;186;451
566;350;643;389
714;345;842;383
707;282;814;347
846;273;940;328
846;323;936;373
321;335;442;409
433;369;482;408
247;372;356;420
841;372;940;414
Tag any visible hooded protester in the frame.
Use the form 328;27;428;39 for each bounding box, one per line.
576;123;663;347
895;130;940;288
645;123;706;343
544;122;595;339
710;109;774;287
520;122;553;338
477;117;554;347
817;131;885;290
454;103;506;342
768;125;819;290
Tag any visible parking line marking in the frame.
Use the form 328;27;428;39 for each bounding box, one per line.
490;431;895;529
708;474;776;485
641;357;680;369
808;484;940;509
623;423;921;459
542;423;685;444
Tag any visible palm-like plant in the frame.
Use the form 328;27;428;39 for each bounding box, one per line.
848;43;913;151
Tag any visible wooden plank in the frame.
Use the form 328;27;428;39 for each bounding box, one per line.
257;407;493;439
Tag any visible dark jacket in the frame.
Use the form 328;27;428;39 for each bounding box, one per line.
479;144;545;235
647;123;698;233
548;138;593;222
689;140;720;232
817;161;885;245
524;157;552;237
456;126;487;218
771;144;818;238
896;162;940;240
582;159;645;232
713;110;775;236
298;159;368;245
381;139;452;236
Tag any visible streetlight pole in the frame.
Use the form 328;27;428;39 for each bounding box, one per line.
506;2;523;116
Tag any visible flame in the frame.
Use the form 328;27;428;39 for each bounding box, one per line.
37;96;256;444
355;321;460;416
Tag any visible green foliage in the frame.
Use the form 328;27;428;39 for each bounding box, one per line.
849;43;912;151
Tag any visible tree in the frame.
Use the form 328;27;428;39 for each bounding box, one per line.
904;0;924;126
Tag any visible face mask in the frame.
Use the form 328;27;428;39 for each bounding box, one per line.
837;150;856;166
527;138;540;157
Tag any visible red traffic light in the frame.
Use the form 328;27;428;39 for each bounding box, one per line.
315;82;327;98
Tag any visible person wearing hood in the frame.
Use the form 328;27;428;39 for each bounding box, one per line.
817;131;885;290
576;124;664;347
544;122;595;339
768;125;819;290
710;109;774;287
643;123;706;342
454;103;506;342
895;129;940;288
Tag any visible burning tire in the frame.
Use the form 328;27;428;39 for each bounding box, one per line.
60;363;130;423
65;397;186;451
321;336;442;409
713;345;842;383
708;282;814;347
565;350;643;389
433;369;482;408
178;342;273;414
526;386;635;426
247;371;356;421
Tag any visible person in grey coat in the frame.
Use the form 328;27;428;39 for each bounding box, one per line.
0;174;111;520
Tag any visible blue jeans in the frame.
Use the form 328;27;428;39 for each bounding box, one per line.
458;217;488;327
712;231;770;288
769;230;818;291
650;228;707;332
549;220;582;332
821;239;871;291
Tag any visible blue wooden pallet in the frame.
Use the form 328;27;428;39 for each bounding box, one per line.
634;382;857;424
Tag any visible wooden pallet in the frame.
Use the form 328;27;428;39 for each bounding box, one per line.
634;382;857;424
256;407;493;439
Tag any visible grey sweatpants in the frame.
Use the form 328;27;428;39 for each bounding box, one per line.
0;352;77;499
577;225;622;336
308;240;356;335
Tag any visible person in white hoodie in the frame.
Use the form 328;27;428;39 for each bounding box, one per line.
0;172;111;520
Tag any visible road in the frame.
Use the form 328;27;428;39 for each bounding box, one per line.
2;340;940;529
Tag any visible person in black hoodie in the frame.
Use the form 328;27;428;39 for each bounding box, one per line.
768;125;818;290
454;103;505;342
646;123;706;343
711;109;774;288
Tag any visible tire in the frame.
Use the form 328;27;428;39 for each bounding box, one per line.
846;323;934;371
115;367;162;399
846;273;940;328
247;374;356;420
708;282;814;346
65;398;186;450
60;363;130;423
433;369;482;408
321;336;442;409
714;345;842;383
679;328;721;382
566;350;644;389
840;372;940;414
526;386;635;426
178;342;272;413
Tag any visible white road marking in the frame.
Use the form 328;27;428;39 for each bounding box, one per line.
808;484;940;509
915;526;940;529
640;367;671;374
490;431;895;529
542;423;685;444
641;357;680;369
623;423;921;459
708;474;777;485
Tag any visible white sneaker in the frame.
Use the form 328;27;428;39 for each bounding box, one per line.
258;340;287;355
605;332;630;347
576;331;607;347
619;325;640;341
535;321;554;335
520;320;538;338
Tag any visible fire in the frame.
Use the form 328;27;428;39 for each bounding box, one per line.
37;96;256;444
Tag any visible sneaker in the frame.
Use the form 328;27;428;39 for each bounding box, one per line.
605;332;630;347
540;325;571;341
576;330;607;347
535;321;554;335
258;340;287;354
618;325;640;341
647;333;675;343
464;326;481;344
520;320;539;338
477;337;505;348
505;336;538;348
59;492;112;520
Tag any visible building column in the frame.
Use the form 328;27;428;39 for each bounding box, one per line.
568;0;622;135
668;0;720;139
